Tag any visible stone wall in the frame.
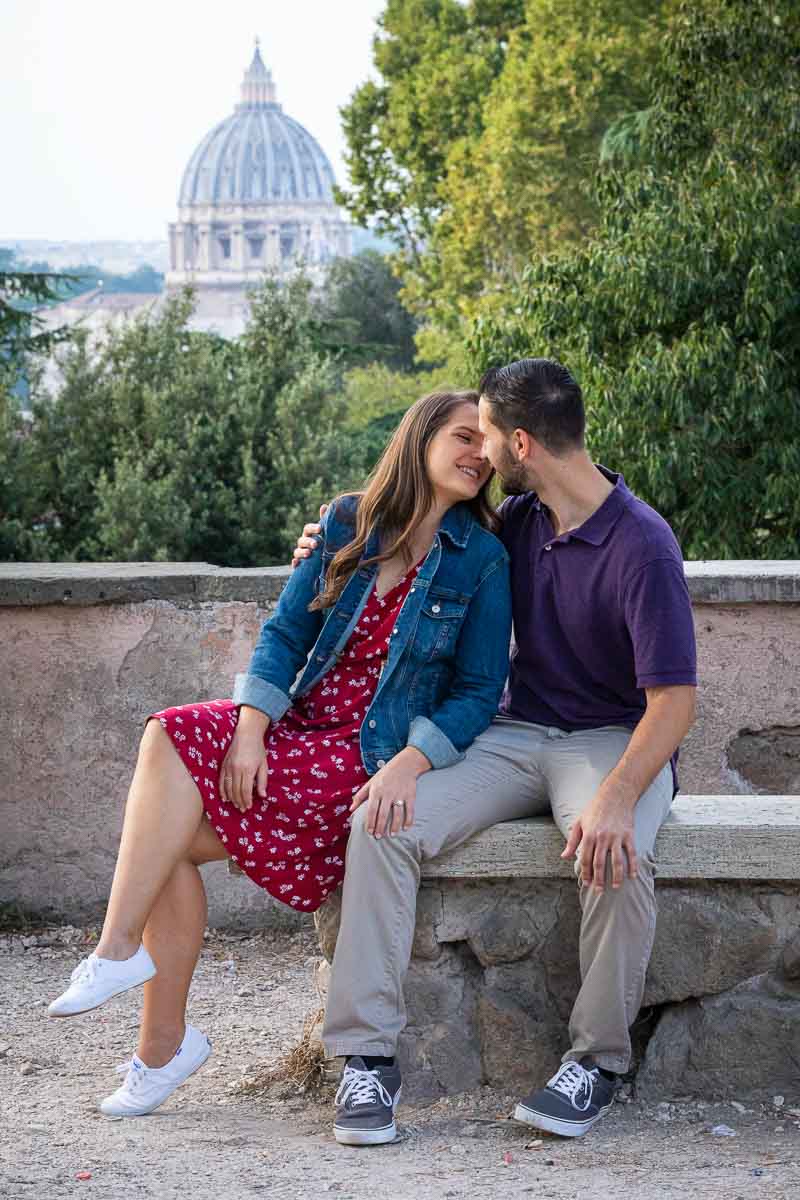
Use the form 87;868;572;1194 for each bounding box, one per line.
315;876;800;1102
1;560;800;927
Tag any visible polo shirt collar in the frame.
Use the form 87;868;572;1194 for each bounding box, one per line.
567;466;630;545
530;465;630;546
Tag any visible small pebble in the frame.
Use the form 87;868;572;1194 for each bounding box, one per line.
710;1124;737;1137
20;1063;36;1076
773;1095;785;1109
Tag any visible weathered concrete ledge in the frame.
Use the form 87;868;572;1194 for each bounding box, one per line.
0;562;289;608
2;559;800;607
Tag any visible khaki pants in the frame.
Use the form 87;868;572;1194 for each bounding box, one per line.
322;717;674;1074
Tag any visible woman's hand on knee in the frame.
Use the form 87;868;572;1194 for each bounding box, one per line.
221;721;269;812
350;748;430;838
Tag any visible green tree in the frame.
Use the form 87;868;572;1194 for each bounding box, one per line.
339;0;521;258
319;250;418;370
1;263;76;557
1;265;73;392
4;275;405;565
340;0;667;350
469;0;800;558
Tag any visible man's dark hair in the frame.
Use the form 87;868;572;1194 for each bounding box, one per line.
479;358;585;455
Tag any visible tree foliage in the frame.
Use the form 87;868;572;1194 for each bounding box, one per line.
1;276;422;565
340;0;668;343
469;0;800;558
318;250;418;369
0;268;74;390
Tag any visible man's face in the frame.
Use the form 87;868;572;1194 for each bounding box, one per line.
477;397;530;495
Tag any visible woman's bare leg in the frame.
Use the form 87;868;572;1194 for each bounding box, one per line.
137;821;228;1067
96;721;207;961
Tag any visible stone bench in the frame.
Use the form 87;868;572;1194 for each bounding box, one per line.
312;795;800;1103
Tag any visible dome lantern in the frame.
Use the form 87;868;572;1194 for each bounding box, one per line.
238;40;278;109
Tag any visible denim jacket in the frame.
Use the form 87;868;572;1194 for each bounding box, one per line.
233;495;511;774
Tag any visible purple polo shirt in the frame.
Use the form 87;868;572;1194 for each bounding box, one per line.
498;468;697;787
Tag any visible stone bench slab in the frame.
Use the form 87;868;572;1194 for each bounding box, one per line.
420;796;800;882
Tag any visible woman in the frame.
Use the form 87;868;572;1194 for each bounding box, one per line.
48;389;511;1118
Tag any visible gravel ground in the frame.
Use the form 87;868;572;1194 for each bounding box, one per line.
1;924;799;1200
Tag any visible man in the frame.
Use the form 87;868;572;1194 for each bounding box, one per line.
293;358;697;1144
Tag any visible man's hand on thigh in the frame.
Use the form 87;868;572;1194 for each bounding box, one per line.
561;784;639;892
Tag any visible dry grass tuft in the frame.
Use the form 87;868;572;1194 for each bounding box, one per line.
239;1004;333;1098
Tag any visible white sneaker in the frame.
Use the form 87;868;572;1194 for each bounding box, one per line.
48;945;157;1017
99;1025;211;1117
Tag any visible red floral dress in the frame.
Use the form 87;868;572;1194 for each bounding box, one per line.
152;563;421;912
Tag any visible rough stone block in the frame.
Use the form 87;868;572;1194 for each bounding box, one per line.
399;947;482;1101
436;879;570;966
477;988;566;1091
638;973;800;1100
314;888;343;964
411;884;443;961
644;885;787;1005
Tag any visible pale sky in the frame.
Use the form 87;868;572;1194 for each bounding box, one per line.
0;0;386;242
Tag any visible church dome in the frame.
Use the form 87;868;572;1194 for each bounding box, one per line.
178;45;337;207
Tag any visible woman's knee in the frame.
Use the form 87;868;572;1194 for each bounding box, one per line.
187;820;229;866
137;718;171;763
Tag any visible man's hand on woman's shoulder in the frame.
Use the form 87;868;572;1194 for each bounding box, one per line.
291;503;329;569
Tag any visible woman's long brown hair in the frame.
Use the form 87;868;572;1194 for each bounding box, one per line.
310;389;498;611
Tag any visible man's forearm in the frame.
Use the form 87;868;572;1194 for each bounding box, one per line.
603;685;697;808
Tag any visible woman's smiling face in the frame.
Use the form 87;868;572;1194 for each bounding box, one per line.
426;401;493;505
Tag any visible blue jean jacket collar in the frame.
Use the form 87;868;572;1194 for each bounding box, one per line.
362;501;472;561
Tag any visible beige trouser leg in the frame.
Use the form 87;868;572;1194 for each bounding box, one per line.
539;724;674;1074
321;718;673;1074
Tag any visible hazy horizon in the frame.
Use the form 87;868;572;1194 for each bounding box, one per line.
1;0;386;243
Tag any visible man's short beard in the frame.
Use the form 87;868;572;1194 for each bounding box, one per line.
497;461;530;496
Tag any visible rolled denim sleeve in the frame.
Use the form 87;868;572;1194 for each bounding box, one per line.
406;553;511;768
233;513;331;719
406;715;462;770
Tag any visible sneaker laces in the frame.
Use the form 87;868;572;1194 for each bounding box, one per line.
113;1059;147;1093
335;1064;392;1110
69;955;101;985
546;1061;596;1110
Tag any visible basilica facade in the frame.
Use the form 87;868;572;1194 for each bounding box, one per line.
166;43;352;294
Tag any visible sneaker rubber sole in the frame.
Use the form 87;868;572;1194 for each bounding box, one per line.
333;1118;397;1146
513;1098;613;1138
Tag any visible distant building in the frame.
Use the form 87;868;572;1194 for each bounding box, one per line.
166;42;352;300
34;42;353;355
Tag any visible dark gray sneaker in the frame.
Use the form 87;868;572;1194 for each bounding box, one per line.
514;1060;616;1137
333;1056;402;1146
